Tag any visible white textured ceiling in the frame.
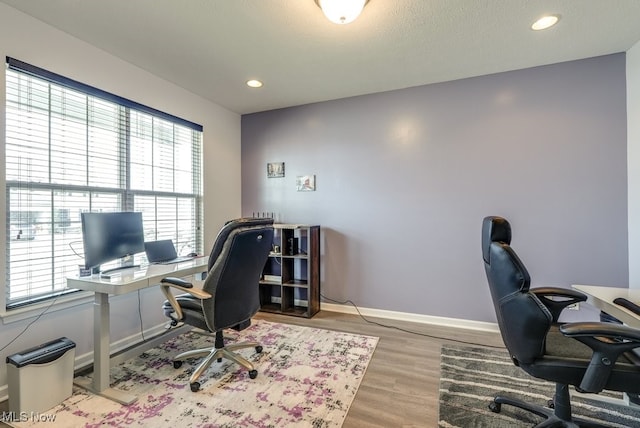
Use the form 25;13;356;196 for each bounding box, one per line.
3;0;640;114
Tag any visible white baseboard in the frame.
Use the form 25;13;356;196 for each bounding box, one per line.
320;302;500;333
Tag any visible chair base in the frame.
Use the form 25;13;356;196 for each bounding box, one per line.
173;337;262;391
490;384;609;428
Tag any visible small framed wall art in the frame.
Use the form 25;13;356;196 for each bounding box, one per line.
296;175;316;191
267;162;285;178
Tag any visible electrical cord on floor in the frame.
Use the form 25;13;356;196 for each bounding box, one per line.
320;293;506;349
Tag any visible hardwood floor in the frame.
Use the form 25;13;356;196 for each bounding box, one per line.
0;310;504;428
254;310;505;427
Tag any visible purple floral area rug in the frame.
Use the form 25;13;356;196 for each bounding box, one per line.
12;320;378;428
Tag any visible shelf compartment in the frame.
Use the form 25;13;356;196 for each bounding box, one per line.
262;257;281;277
283;279;308;287
259;303;282;313
281;305;310;317
259;284;281;308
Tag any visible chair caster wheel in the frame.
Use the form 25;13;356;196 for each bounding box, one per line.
488;401;501;413
249;370;258;379
547;399;555;408
173;360;182;369
190;382;200;392
255;345;263;353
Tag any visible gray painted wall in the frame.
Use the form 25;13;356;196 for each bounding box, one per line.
241;54;628;323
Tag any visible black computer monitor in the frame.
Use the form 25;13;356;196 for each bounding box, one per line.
81;211;145;273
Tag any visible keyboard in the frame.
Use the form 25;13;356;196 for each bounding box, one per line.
613;297;640;316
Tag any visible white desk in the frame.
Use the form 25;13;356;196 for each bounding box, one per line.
67;257;209;404
572;284;640;328
572;284;640;407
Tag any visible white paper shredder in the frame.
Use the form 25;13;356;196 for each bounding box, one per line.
6;337;76;413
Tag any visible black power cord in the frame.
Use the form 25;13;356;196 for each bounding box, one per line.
2;289;167;358
0;294;61;354
320;293;505;349
137;289;147;342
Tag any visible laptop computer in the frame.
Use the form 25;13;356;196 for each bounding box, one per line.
144;239;194;264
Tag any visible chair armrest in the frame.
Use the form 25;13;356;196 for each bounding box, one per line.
161;276;193;289
532;287;587;322
561;322;640;341
160;277;211;322
560;322;640;392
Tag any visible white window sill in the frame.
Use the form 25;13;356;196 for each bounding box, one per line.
1;291;94;324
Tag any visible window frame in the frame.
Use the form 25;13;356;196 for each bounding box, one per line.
3;57;204;312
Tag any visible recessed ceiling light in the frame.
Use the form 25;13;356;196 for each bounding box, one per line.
531;15;560;31
246;79;263;88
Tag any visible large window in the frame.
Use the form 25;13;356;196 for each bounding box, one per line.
5;58;203;309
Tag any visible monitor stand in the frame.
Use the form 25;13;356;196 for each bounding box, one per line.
99;265;141;279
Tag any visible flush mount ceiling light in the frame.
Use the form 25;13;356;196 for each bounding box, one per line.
531;14;560;31
314;0;369;25
246;79;263;88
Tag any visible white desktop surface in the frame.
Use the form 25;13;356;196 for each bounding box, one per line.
67;256;209;404
572;284;640;408
68;257;209;294
572;284;640;328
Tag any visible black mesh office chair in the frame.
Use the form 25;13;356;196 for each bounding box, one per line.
481;216;640;427
160;218;274;392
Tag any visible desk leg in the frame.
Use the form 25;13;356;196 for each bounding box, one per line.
74;292;137;405
94;291;110;391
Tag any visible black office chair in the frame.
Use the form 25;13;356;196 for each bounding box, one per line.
160;217;274;392
481;216;640;427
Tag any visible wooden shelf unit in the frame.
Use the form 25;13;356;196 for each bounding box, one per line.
259;224;320;318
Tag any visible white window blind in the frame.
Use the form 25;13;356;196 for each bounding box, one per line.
5;58;203;309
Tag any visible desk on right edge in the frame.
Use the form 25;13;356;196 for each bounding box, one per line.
572;284;640;328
